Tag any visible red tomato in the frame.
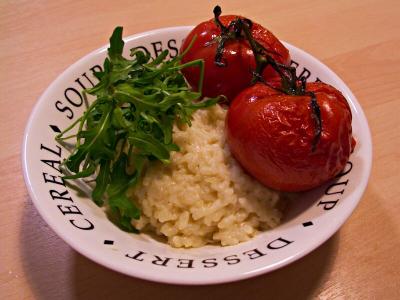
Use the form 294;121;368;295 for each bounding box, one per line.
180;15;290;101
226;82;356;192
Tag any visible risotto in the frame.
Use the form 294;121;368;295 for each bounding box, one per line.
129;104;284;248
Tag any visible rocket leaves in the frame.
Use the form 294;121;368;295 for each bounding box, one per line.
56;27;219;231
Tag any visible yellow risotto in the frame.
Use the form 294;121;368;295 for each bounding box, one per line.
129;104;284;248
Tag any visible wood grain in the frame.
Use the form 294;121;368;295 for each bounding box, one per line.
1;0;399;299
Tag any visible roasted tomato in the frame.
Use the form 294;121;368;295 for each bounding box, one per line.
226;82;356;192
180;15;290;101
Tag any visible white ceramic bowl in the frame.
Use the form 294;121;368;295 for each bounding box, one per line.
22;26;372;285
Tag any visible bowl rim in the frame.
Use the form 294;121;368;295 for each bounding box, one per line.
22;26;372;285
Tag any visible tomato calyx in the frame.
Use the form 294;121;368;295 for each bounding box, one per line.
211;5;322;151
209;6;282;68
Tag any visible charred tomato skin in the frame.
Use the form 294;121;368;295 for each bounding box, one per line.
226;82;355;192
180;15;290;101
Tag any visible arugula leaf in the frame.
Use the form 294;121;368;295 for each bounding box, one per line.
56;27;220;232
63;162;96;180
108;193;140;232
108;26;124;60
128;131;170;162
107;153;130;198
92;159;110;206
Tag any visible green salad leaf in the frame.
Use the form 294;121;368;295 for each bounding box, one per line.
56;26;219;231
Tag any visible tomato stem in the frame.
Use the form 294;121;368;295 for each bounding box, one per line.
309;91;322;151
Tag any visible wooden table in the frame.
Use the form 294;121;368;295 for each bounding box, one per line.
1;0;399;299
